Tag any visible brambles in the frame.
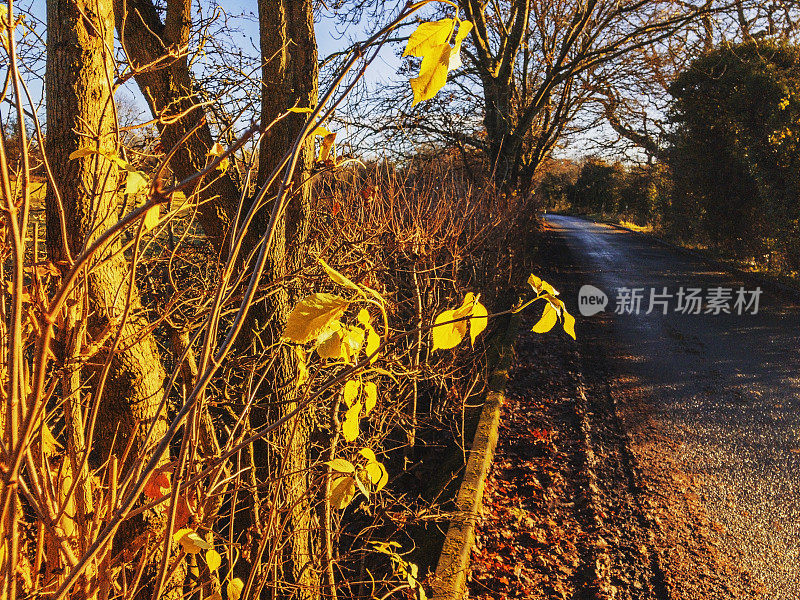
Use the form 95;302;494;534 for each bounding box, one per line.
0;1;580;598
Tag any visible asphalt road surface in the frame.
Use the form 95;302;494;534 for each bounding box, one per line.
544;214;800;598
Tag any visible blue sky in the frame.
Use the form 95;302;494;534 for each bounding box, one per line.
11;0;406;118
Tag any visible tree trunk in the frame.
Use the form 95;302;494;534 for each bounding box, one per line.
111;0;320;595
252;2;319;598
45;0;167;555
483;78;519;193
113;0;240;254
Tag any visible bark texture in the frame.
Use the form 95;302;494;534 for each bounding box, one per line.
253;2;319;598
45;0;167;507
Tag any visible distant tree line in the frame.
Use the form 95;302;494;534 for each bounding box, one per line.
540;39;800;273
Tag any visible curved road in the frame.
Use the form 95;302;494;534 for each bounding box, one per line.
544;214;800;598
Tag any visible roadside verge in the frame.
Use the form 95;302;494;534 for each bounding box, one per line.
429;313;521;600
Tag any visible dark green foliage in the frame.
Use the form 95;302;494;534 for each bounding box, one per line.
570;158;626;215
564;159;668;227
667;40;800;266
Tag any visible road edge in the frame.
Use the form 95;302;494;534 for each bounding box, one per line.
430;313;521;600
555;212;800;302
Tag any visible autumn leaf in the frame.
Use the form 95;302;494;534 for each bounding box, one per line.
326;458;355;473
330;476;357;509
404;18;472;105
470;299;488;347
343;380;360;407
174;494;194;529
358;447;376;462
448;20;474;71
365;461;389;492
353;470;370;500
342;401;362;443
144;470;171;499
316;322;349;361
357;309;381;362
143;205;160;231
562;309;576;340
403;19;455;57
344;326;365;356
227;578;244;600
365;326;380;362
532;302;558;334
173;528;211;554
410;42;452;106
319;132;337;162
431;293;481;351
528;273;558;297
125;170;149;195
284;293;349;343
68;147;101;160
319;258;360;292
363;381;377;415
206;548;221;572
207;142;230;172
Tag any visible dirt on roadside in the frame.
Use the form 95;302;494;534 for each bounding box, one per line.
467;236;762;599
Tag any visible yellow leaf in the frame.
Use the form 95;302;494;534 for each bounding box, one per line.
206;548;221;572
125;170;149;195
470;300;488;347
313;126;333;137
344;326;365;356
331;476;356;510
403;19;455;57
365;326;380;363
410;42;452;106
227;578;244;600
319;132;337;162
431;308;463;351
294;347;309;388
343;380;360;407
207;142;230;173
143;205;160;231
326;458;355;473
68;148;102;160
353;470;370;500
284;293;349;343
456;292;477;316
288;106;313;113
317;323;350;362
319;258;360;292
363;381;377;415
449;20;473;71
562;308;576;340
342;401;362;443
528;274;558;296
431;294;474;352
532;302;558;334
358;447;376;462
36;416;61;455
173;529;211;554
365;461;389;492
173;528;193;543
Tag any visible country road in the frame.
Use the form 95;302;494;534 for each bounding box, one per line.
543;214;800;598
